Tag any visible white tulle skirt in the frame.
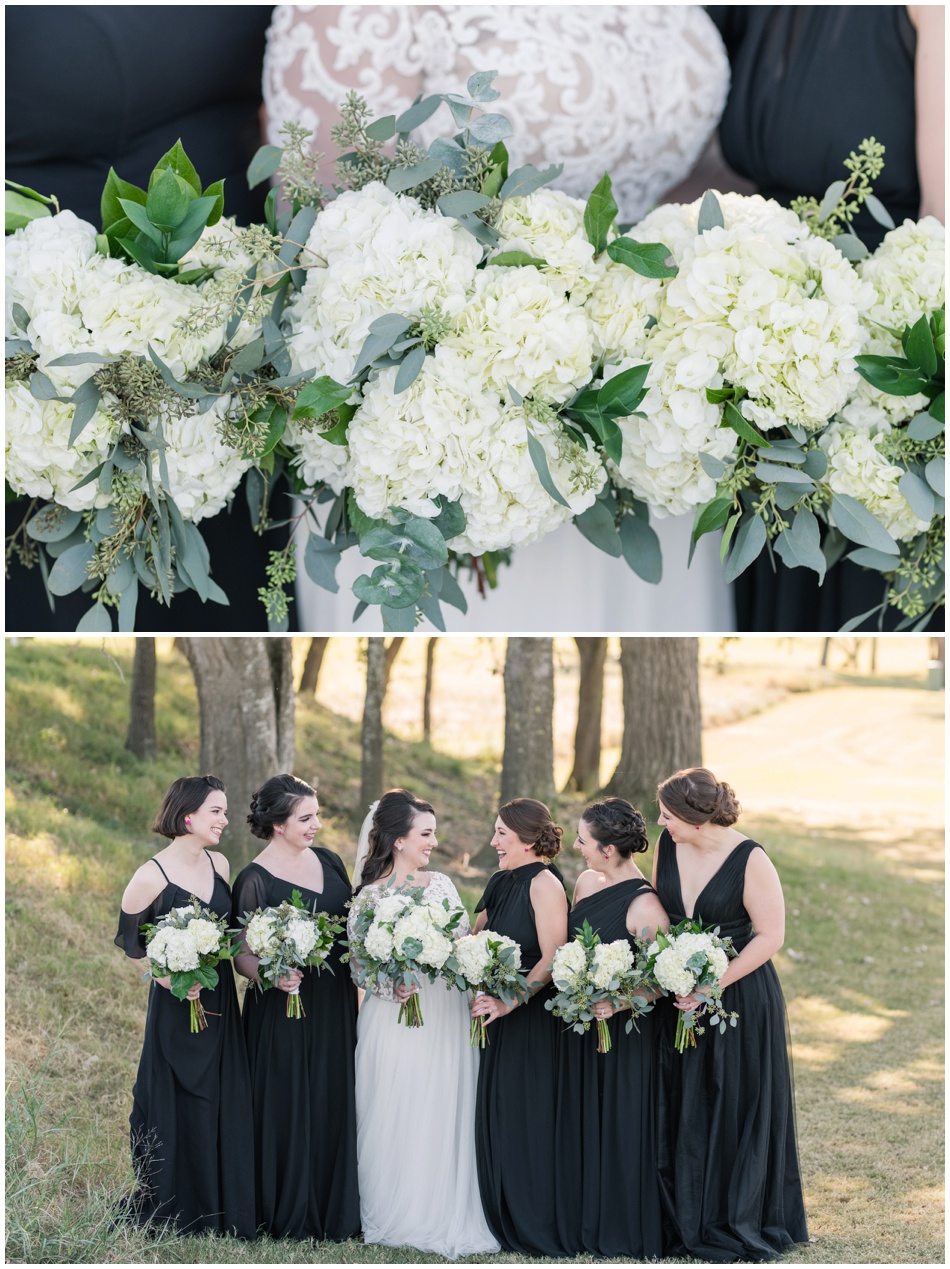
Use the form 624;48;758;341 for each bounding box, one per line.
354;976;499;1259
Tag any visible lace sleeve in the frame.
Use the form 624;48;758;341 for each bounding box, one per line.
431;872;471;937
347;885;396;1002
263;4;433;149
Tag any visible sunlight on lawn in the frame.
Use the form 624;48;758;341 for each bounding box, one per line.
6;831;84;891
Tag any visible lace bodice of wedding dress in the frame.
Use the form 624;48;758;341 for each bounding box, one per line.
264;4;729;221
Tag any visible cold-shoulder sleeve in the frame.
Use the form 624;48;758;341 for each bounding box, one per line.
114;898;159;959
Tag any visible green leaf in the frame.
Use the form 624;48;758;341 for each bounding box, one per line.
801;448;829;480
26;506;83;543
432;567;467;614
720;512;740;563
818;179;847;222
468;113;513;145
699;452;727;480
76;602;112;632
415;585;446;632
100;168;146;232
722;401;766;446
864;193;895;230
831;233;868;262
605;238;677;278
6;191;52;232
619;513;662;583
583;173;618;254
526;433;570;508
47;540;96;595
489;250;546;268
723;513;767;582
899;470;935;522
293;376;353;421
395;96;443;133
304;534;342;593
386;158;443;193
775;507;826;582
697;190;724;234
774;482;808;510
30;371;64;401
597;363;650;419
381;603;417;632
573;499;621;556
754;462;815;487
394;344;427;393
924;456;945;497
365;115;397;141
847;546;901;573
201;179;225;227
68;380;101;446
693;497;733;540
247;145;284;190
151;140;202;196
437;190;491;216
117;197;165;247
830;493;899;555
145;168;192;232
353;558;426;609
147;345;207;398
117;581;139;630
905;315;938;377
363;517;448;571
756;441;807;465
499;162;563;201
466;70;501;101
906;412;944;441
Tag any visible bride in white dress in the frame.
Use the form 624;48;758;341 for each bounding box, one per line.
263;4;734;632
347;789;498;1259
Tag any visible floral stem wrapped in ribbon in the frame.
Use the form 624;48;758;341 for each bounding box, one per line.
141;897;240;1033
646;918;738;1054
546;918;654;1055
238;889;345;1019
446;929;529;1047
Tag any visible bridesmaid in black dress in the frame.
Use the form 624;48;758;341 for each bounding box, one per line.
652;767;808;1262
114;775;255;1236
231;774;360;1242
707;5;945;631
470;799;568;1257
5;5;282;632
554;798;668;1260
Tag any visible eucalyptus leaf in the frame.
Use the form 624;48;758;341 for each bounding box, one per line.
619;513;662;583
76;602;113;633
395;96;443;132
117;581;139;631
26;506;82;543
454;211;500;246
863;193;895;230
68;381;101;446
433;567;467;614
362;517;448;571
386;158;443;193
754;462;815;487
47;540;96;595
437;190;491;217
230;337;267;376
29;371;64;402
838;602;888;633
147;345;206;398
499;162;563;201
268;610;290;634
723;513;767;582
351;316;414;379
467;113;512;145
574;499;622;557
394;344;427;393
5;337;33;356
830;493;899;554
924;456;945;496
247;144;284;190
353;558;426;609
818;179;847;222
774;482;808;510
526;433;570;508
693;497;733;540
801;448;829;480
785;506;826;582
847;546;901;573
364;115;397;141
831;233;868;261
105;556;134;596
756;442;807;465
415;587;446;632
95;505;121;536
906;412;944;442
380;604;417;632
899;470;935;522
304;534;342;593
466;70;500;101
427;138;467;177
697;190;724;234
278;206;318;267
699;453;727;480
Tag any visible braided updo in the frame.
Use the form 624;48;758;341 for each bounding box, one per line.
498;798;563;860
248;773;317;841
657;768;741;827
581;797;649;856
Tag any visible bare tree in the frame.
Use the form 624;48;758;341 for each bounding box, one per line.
298;637;330;696
179;638;294;869
422;638;437;742
501;638;555;806
603;638;701;811
124;637;157;761
360;637;387;809
565;637;607;792
384;637;405;689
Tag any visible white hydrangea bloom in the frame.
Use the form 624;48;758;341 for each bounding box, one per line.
141;397;251;524
585;259;664;363
591;939;635;990
4;381;118;511
5;210;98;333
187;918;221;956
551;939;588;989
820;423;931;541
494;188;600;299
285;917;318;959
287;419;354;496
455;932;493;984
245;911;281;957
364;921;395;961
374;893;413;924
150;926;201;973
652;945;696;997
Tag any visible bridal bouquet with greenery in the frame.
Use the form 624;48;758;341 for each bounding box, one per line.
238;890;345;1019
646;919;738;1054
141;897;240;1034
448;929;529;1047
546;919;654;1054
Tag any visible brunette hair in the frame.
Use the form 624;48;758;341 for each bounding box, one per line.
248;773;317;841
498;798;562;860
358;788;435;891
657;768;740;827
581;797;648;857
152;775;226;839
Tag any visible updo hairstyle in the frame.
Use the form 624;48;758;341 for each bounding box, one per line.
248;773;317;841
153;775;225;839
358;788;435;891
498;798;563;860
581;797;648;856
657;768;740;827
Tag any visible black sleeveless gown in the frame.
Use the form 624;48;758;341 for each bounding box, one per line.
553;878;664;1260
231;849;360;1241
474;861;568;1257
5;6;285;633
653;830;808;1262
113;852;256;1236
707;5;942;632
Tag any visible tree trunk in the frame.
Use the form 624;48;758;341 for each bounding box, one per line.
298;637;330;696
361;637;387;809
179;638;295;870
384;636;405;689
603;638;702;813
124;637;157;761
500;638;555;806
423;637;437;743
565;637;607;792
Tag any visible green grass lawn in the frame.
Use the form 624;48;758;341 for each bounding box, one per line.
5;639;944;1264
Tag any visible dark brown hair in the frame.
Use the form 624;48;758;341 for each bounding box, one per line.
152;775;226;839
581;797;648;856
657;768;740;827
248;773;317;841
498;798;562;860
358;788;435;891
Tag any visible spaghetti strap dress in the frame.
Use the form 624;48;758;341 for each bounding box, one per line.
653;830;808;1261
554;878;664;1259
231;847;360;1241
113;851;255;1236
474;861;568;1257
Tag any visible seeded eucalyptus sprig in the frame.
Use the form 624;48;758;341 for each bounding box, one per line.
792;137;892;260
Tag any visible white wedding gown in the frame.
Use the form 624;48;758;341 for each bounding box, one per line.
264;4;735;632
347;872;498;1259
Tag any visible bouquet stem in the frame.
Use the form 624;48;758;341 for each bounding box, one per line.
286;987;306;1020
189;997;208;1034
596;1017;612;1055
398;992;424;1028
675;1011;697;1053
470;1015;488;1048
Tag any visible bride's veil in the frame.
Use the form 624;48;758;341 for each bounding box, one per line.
353;800;379;887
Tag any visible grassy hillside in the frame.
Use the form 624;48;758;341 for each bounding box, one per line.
5;639;944;1264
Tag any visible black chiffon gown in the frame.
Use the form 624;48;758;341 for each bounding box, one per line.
654;830;808;1262
707;5;942;632
553;879;664;1260
113;852;256;1236
474;861;568;1258
5;5;285;633
231;848;360;1242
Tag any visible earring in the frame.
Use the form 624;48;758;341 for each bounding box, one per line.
276;827;283;836
185;818;191;827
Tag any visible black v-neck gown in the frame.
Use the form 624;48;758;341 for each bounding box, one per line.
231;848;360;1241
474;861;568;1258
653;830;808;1262
114;856;255;1236
553;878;664;1259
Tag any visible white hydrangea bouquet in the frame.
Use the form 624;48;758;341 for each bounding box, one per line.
141;897;240;1033
602;140;944;630
446;929;529;1047
646;918;738;1054
238;889;345;1019
545;919;654;1055
346;882;466;1026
